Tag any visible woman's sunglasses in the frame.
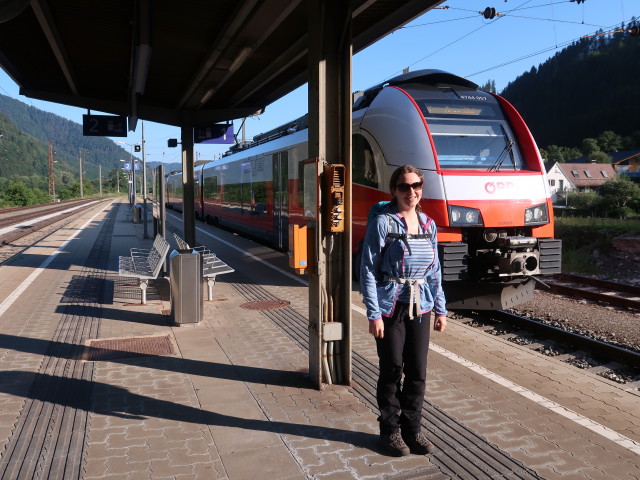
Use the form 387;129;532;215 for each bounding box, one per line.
396;181;423;193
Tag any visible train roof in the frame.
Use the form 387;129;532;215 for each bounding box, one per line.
181;69;480;165
353;69;478;111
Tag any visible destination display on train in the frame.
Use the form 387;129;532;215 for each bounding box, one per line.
425;104;485;116
419;99;498;118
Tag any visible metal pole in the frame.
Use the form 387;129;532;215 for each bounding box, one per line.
142;122;148;238
99;164;102;196
79;149;83;198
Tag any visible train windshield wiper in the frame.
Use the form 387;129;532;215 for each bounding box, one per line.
488;125;516;172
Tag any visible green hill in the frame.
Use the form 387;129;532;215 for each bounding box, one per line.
0;94;137;181
500;20;640;149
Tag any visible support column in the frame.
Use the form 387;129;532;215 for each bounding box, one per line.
181;125;196;247
308;0;352;389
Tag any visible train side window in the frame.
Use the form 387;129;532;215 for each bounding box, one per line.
204;175;218;200
353;134;378;188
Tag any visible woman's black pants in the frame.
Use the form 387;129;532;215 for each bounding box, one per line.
375;303;431;435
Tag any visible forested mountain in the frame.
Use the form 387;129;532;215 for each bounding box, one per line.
501;21;640;149
0;94;135;181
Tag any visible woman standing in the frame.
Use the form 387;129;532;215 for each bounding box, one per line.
359;164;448;457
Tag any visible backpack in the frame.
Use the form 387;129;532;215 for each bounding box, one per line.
355;201;435;281
369;201;435;253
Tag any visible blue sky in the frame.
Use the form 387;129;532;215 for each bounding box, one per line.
0;0;635;169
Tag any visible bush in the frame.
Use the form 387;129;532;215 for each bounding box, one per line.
567;190;601;215
555;216;640;275
0;181;50;206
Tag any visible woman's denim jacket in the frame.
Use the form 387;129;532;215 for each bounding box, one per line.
359;203;447;321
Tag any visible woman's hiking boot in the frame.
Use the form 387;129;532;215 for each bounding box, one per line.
380;431;410;456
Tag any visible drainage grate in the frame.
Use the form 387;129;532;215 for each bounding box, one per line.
240;299;290;310
83;335;176;361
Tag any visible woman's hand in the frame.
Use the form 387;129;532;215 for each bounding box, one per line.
369;319;384;338
434;315;447;332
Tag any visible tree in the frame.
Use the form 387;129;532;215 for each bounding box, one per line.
586;151;612;164
599;176;640;218
581;138;600;156
540;145;581;164
597;131;622;152
480;79;496;93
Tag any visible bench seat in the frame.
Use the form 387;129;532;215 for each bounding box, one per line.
118;234;170;304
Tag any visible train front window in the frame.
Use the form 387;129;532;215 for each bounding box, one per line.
429;119;524;171
406;88;526;171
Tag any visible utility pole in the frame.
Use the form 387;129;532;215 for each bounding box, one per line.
48;141;55;201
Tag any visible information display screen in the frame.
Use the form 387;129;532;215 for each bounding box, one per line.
82;115;127;137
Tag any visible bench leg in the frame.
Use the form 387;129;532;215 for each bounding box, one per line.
140;279;148;305
207;277;216;301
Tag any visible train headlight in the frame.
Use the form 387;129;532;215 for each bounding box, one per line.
524;203;549;225
448;205;483;227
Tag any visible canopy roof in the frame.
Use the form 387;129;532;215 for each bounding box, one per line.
0;0;444;129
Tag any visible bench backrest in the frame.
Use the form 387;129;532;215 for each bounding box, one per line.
173;232;190;250
153;234;167;253
148;234;170;278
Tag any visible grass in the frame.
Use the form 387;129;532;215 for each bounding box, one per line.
554;216;640;275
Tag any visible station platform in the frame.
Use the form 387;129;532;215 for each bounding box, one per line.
0;199;638;480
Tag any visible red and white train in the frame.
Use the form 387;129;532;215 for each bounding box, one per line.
166;69;561;309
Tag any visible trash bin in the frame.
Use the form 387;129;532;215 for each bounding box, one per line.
169;251;203;324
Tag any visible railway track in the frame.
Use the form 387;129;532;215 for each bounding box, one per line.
540;273;640;311
454;308;640;387
0;198;113;264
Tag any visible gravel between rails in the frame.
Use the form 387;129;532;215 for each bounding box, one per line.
510;289;640;350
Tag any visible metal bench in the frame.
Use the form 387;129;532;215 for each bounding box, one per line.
118;234;170;304
172;233;234;300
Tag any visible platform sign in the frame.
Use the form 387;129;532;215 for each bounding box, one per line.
121;163;140;171
83;114;127;137
194;123;234;144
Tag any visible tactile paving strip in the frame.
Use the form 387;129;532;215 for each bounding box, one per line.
83;335;176;361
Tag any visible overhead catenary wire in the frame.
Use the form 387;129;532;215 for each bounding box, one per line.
385;0;635;86
466;20;637;79
384;0;541;81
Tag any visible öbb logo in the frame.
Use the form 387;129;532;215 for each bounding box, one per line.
485;181;514;194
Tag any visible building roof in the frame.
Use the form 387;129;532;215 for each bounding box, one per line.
556;163;616;188
610;150;640;165
0;1;444;131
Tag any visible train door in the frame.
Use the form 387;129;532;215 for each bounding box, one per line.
272;150;289;249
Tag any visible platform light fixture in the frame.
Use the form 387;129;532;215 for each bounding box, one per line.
229;47;252;73
200;88;215;105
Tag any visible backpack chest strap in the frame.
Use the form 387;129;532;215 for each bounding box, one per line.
384;277;425;320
